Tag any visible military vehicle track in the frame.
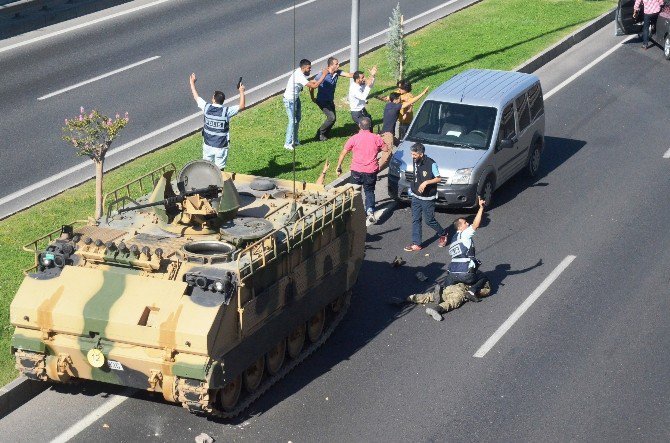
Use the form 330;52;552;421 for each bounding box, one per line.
177;292;351;418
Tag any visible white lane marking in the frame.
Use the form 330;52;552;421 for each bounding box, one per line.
663;147;670;158
0;0;172;54
544;38;633;100
473;255;576;358
0;0;466;208
276;0;320;15
38;56;161;100
49;388;135;443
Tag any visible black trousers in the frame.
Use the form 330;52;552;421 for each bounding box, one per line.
351;108;371;126
317;101;336;137
444;270;489;295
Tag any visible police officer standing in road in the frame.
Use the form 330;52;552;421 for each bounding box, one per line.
404;143;448;252
189;73;245;170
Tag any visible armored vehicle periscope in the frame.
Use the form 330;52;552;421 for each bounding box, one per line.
10;160;365;417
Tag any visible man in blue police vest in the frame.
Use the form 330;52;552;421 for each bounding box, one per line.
425;196;490;320
189;73;246;170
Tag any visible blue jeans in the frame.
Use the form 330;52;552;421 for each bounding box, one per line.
642;13;658;48
283;98;301;145
350;170;377;213
411;196;444;246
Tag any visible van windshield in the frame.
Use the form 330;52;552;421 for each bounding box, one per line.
406;101;497;150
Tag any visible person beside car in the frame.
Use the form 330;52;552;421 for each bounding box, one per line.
634;0;663;49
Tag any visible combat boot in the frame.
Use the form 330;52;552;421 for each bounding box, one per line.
466;290;481;303
425;306;444;321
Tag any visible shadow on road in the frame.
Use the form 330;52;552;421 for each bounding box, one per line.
491;135;587;209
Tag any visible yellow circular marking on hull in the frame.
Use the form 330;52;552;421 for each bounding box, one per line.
87;349;105;368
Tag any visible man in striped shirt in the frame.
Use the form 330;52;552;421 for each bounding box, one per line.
635;0;663;49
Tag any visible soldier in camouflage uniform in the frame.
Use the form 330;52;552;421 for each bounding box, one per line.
390;281;491;321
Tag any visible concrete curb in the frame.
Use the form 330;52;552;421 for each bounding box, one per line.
514;8;616;74
0;375;49;418
0;3;618;418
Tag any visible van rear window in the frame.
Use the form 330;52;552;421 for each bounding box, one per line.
407;101;496;150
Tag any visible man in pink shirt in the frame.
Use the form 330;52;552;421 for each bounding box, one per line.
335;117;388;224
634;0;663;49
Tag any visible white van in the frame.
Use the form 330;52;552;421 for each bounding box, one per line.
388;69;545;208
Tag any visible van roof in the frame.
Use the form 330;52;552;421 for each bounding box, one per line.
428;69;540;109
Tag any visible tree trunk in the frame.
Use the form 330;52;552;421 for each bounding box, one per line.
94;159;104;219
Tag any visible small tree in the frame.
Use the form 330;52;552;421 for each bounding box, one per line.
386;3;407;83
62;107;129;219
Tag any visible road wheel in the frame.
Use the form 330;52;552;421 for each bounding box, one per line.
479;176;494;208
664;35;670;60
243;356;264;393
307;308;326;343
526;142;542;178
287;323;306;359
266;339;286;375
218;375;242;412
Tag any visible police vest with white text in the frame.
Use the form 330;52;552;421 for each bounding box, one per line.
202;104;231;149
447;231;476;275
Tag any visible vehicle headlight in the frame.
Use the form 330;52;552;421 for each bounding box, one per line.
451;168;473;185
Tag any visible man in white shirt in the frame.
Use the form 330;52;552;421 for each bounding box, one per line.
348;65;377;125
189;73;245;170
283;59;328;150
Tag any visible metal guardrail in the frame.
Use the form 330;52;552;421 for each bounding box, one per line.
103;163;175;217
236;186;357;279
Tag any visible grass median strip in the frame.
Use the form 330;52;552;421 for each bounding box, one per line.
0;0;616;385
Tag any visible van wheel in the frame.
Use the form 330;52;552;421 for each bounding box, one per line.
664;35;670;60
479;176;494;208
526;143;542;178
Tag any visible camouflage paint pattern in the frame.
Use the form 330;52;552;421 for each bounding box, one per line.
10;162;365;412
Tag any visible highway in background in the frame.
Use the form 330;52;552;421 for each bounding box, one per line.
1;23;668;442
0;0;477;218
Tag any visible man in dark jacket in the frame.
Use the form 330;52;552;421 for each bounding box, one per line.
404;143;447;252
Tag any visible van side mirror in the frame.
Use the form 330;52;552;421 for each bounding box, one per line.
498;138;513;150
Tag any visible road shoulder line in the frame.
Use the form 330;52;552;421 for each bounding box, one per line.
473;255;576;358
49;388;135;443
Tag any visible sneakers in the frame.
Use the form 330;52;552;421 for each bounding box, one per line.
404;244;422;252
438;235;448;248
366;209;376;224
425;307;443;321
284;143;294;151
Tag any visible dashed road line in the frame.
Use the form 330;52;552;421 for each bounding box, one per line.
38;56;161;100
276;0;320;15
473;255;576;358
544;38;632;100
663;147;670;158
0;0;469;210
0;0;173;54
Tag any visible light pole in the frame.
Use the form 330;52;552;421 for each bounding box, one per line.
350;0;359;72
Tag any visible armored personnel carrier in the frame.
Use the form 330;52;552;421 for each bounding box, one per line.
10;160;365;417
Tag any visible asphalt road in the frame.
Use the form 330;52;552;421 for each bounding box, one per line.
0;0;478;218
2;20;670;443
